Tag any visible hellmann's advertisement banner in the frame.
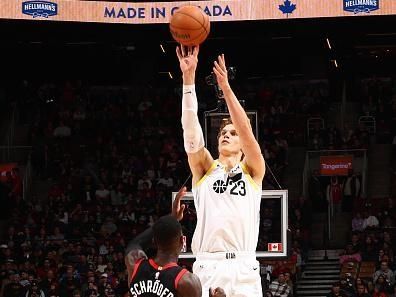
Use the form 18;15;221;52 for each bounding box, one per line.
0;0;395;24
320;155;353;176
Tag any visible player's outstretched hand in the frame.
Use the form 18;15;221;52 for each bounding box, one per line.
176;45;199;78
213;54;230;92
209;287;226;297
172;186;187;221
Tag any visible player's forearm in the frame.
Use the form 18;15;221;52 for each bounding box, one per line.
181;85;205;153
222;85;251;134
183;72;195;85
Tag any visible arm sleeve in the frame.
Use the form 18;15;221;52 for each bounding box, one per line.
181;85;205;153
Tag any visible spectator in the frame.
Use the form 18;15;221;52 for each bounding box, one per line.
339;276;356;297
342;170;361;212
350;232;362;253
362;210;380;230
339;244;362;265
25;279;46;297
361;235;378;261
3;272;24;297
352;213;364;232
356;284;370;297
39;269;57;296
373;261;394;285
374;274;391;295
284;272;294;297
269;272;291;297
53;121;71;137
95;184;110;203
59;265;80;297
85;289;98;297
327;282;347;297
100;218;117;238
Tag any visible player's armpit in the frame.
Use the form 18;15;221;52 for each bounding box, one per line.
177;271;202;297
188;147;214;185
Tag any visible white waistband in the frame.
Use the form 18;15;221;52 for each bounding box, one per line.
196;251;257;260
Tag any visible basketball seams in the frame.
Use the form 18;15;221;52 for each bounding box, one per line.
169;24;203;31
174;10;206;30
200;10;210;35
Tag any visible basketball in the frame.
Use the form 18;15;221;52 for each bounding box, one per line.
169;6;210;46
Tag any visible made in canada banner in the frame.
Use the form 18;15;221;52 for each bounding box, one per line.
0;0;395;24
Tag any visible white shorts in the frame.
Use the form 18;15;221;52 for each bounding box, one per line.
193;252;263;297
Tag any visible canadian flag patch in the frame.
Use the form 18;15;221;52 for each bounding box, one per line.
268;243;283;252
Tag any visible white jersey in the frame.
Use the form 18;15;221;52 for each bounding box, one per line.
191;160;262;253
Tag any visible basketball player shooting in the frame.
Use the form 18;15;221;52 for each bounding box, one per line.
125;187;226;297
176;45;266;297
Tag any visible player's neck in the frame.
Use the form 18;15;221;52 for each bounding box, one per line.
218;155;240;171
153;251;179;266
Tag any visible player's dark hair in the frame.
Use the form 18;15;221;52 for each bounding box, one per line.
217;118;233;139
153;215;182;248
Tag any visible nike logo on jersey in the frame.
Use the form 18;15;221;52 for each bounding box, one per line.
184;91;192;94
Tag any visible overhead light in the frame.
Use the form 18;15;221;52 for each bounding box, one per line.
333;59;338;68
168;72;173;79
160;44;165;53
326;38;332;50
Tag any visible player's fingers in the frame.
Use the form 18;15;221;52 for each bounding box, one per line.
215;57;225;73
176;46;182;60
213;67;222;81
214;61;225;76
221;54;226;68
218;55;226;71
180;45;186;57
175;187;186;204
193;45;200;56
180;204;186;212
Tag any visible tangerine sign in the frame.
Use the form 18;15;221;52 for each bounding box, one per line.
320;155;353;176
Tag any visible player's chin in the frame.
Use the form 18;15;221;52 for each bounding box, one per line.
219;146;236;155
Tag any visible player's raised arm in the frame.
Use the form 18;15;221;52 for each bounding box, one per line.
213;54;265;183
176;45;214;184
124;236;148;287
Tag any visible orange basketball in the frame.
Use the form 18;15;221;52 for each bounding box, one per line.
169;6;210;46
